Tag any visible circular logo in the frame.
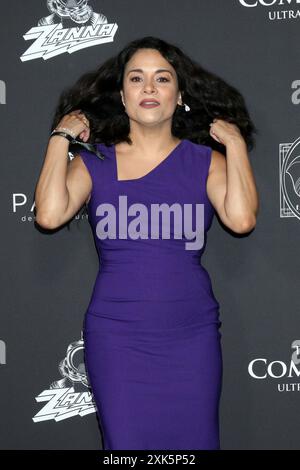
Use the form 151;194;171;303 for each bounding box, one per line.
281;137;300;220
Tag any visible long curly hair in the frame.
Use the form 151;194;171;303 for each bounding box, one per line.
50;35;258;226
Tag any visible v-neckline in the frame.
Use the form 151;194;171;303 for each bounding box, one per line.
113;139;186;183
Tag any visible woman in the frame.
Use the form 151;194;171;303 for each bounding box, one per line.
34;36;259;450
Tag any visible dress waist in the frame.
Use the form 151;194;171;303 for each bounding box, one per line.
86;263;219;310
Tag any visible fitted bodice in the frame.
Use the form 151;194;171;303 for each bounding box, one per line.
77;139;220;321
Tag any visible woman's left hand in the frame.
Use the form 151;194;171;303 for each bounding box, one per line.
209;118;244;147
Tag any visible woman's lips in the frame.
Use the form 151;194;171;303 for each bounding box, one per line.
139;102;160;108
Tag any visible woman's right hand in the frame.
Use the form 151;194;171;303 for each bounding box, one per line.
55;109;90;142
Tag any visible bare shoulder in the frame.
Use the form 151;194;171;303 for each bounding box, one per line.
208;149;226;176
66;154;92;204
69;153;88;169
206;149;227;217
68;153;91;180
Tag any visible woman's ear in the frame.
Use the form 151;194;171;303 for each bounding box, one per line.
177;93;183;106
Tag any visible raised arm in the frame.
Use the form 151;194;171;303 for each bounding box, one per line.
206;119;259;234
34;110;91;229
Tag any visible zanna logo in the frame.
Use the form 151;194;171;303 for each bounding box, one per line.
279;136;300;220
20;0;118;62
32;333;97;422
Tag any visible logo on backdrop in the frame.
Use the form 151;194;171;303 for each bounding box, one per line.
0;340;6;365
238;0;300;21
13;194;88;223
32;333;97;422
0;80;6;104
279;136;300;220
20;0;118;61
248;340;300;391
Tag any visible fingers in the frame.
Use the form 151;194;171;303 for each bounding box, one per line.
70;109;90;128
76;109;88;121
79;127;90;142
78;113;90;129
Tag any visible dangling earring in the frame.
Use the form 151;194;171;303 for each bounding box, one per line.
179;98;190;112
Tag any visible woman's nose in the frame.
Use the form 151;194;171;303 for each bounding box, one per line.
143;81;157;93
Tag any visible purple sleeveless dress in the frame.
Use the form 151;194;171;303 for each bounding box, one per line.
78;139;223;450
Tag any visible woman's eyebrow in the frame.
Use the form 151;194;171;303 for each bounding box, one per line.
127;68;173;76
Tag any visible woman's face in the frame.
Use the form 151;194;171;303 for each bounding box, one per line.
120;48;182;127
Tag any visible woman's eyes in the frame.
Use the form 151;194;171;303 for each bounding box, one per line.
130;76;170;82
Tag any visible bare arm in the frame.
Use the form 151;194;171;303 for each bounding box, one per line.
34;109;92;229
206;139;259;234
34;135;92;229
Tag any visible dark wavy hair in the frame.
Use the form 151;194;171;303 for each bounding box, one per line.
50;35;258;226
